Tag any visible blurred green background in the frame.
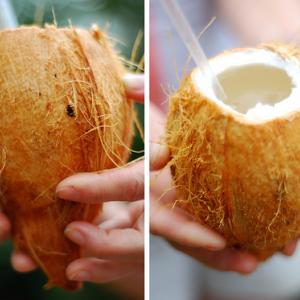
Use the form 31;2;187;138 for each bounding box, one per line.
0;0;144;299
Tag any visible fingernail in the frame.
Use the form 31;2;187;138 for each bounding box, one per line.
150;142;170;171
65;228;85;245
56;186;78;201
70;270;90;281
238;257;257;274
0;217;9;238
243;259;257;273
123;74;144;91
150;143;161;162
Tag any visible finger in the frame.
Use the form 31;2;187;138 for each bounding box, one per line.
150;200;225;250
150;103;166;142
149;104;170;170
11;251;37;273
174;244;258;274
130;201;144;230
99;202;132;227
66;257;143;283
0;212;11;241
123;73;144;103
65;222;144;261
56;161;144;203
100;200;144;230
283;239;298;256
150;166;176;200
150;142;170;171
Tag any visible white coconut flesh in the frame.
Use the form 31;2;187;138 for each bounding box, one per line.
193;48;300;121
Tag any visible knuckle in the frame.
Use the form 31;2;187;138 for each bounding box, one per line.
126;172;144;201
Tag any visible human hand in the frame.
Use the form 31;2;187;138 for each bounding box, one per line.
1;73;144;279
149;103;297;274
57;72;144;283
0;212;36;272
57;161;144;283
216;0;300;45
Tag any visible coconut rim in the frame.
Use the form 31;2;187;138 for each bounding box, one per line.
192;46;300;125
0;25;60;34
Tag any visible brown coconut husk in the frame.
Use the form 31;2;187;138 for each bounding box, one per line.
0;25;134;290
166;44;300;260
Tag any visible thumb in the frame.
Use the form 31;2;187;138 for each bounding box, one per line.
56;161;144;203
150;142;170;171
123;73;144;103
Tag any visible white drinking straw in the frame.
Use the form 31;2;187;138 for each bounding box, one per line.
0;0;18;29
160;0;227;100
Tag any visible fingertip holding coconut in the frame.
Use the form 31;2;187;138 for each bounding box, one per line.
167;43;300;260
0;25;134;290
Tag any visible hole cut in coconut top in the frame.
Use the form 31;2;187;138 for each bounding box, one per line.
193;48;300;122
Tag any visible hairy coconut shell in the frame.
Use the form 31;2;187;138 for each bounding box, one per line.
0;26;134;289
166;44;300;260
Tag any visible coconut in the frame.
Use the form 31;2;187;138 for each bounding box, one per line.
166;44;300;260
0;25;134;290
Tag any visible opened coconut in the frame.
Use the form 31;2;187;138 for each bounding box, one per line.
167;44;300;260
0;25;134;289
